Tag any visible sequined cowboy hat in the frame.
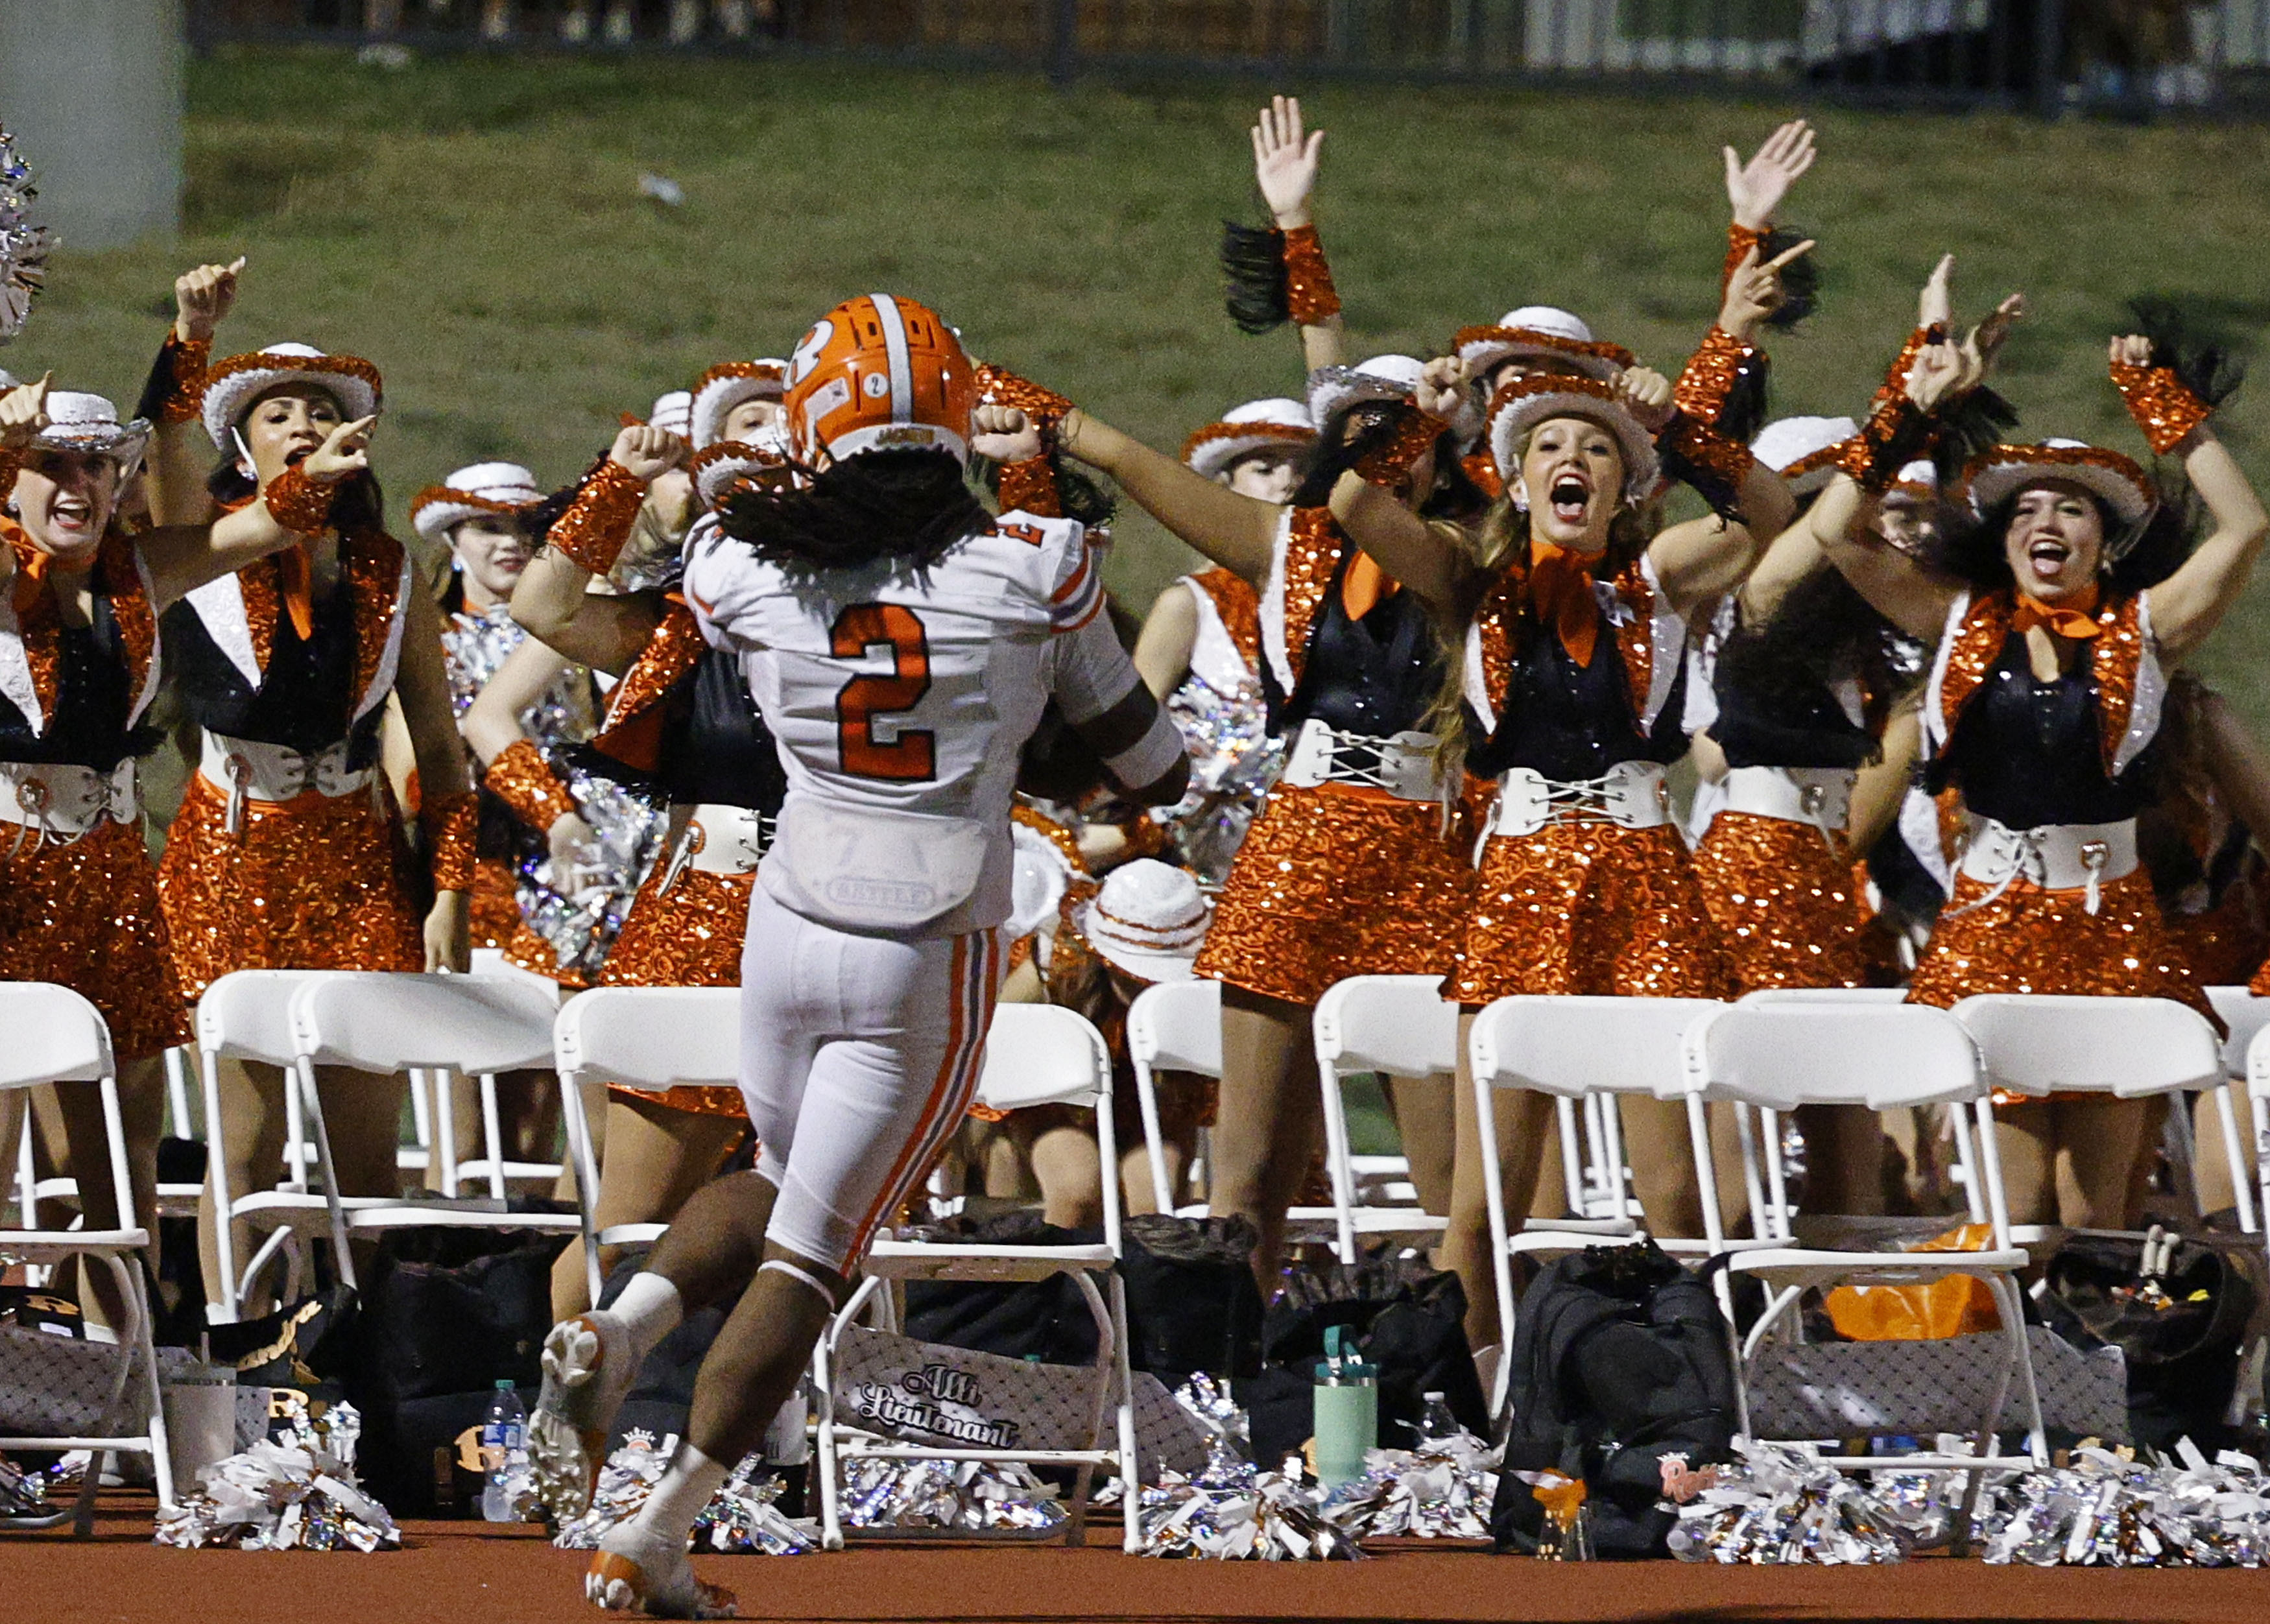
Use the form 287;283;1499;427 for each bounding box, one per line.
1306;354;1428;433
1454;307;1634;386
1487;372;1660;507
691;432;791;512
201;342;383;451
410;462;545;544
689;359;789;451
25;390;150;466
1751;414;1859;497
1961;438;2156;529
1077;858;1212;985
1182;398;1316;479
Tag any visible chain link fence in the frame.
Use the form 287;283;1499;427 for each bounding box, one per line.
187;0;2270;113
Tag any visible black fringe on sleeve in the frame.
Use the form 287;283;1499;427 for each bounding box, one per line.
1221;220;1290;335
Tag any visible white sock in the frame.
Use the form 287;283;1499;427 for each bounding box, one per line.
603;1272;684;1365
625;1442;729;1549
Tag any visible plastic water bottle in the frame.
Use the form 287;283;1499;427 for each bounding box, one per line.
479;1379;529;1522
1418;1390;1461;1443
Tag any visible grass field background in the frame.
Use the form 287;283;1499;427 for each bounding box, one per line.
13;49;2270;715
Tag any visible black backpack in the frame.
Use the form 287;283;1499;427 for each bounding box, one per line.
1490;1241;1736;1557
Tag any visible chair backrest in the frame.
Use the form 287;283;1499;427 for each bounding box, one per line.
1738;986;1909;1005
2207;986;2270;1081
1951;994;2223;1101
293;972;559;1075
1315;975;1458;1079
976;1004;1112;1113
197;969;339;1066
1125;979;1222;1079
0;983;112;1088
1685;1003;1984;1110
1469;996;1723;1100
554;986;742;1090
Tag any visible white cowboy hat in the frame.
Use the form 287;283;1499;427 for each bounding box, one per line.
1454;307;1632;385
1487;373;1660;506
201;342;382;451
1750;414;1859;497
26;390;150;466
1009;818;1080;943
689;359;789;451
1961;438;2155;529
410;461;545;543
648;390;695;440
1182;397;1316;480
1077;858;1212;985
1307;355;1427;433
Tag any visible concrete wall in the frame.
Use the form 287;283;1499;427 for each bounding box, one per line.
0;0;184;250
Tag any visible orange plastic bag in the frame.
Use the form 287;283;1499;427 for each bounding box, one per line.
1821;1222;2002;1341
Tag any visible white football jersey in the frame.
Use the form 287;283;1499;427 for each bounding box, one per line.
683;508;1136;935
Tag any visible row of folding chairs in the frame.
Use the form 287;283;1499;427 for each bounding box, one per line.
3;975;1134;1549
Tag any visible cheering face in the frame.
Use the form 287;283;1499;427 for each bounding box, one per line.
2003;479;2106;604
12;449;122;564
1219;447;1302;505
1520;416;1625;553
450;514;534;601
239;383;347;490
722;396;785;442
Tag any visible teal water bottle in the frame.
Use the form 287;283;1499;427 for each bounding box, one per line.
1311;1324;1378;1488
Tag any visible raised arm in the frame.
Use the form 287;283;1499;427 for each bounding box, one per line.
138;412;377;610
1250;95;1343;374
1807;472;1954;641
1131;579;1201;699
142;259;243;527
2117;334;2270;662
512;423;679;675
1057;407;1282;586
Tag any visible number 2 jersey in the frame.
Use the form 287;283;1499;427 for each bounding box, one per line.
682;508;1138;939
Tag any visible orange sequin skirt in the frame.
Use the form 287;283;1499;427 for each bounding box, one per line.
598;861;752;1117
0;815;191;1060
1909;865;2212;1018
156;773;424;1005
1450;821;1736;1006
1691;811;1870;993
469;855;521;951
1193;782;1471;1008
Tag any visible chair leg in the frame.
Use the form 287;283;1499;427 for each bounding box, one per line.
1109;1271;1141;1553
108;1250;176;1511
811;1319;844;1551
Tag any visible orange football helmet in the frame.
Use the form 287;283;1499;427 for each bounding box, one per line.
783;294;977;468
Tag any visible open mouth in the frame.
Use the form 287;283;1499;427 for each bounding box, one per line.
49;496;94;531
2025;538;2070;581
1547;473;1591;526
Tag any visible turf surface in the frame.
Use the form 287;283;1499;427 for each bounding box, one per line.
13;50;2270;715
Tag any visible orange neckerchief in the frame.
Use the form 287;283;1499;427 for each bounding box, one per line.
1527;539;1601;667
8;531;49;618
276;540;316;642
1339;551;1398;623
2011;582;2102;641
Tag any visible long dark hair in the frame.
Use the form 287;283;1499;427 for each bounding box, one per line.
1928;480;2197;599
719;447;990;572
1714;561;1920;755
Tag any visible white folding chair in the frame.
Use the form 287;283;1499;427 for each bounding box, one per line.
813;1004;1139;1553
0;985;175;1529
196;970;348;1322
446;949;571;1197
1125;978;1221;1217
1950;994;2224;1245
291;972;580;1247
2203;986;2270;1234
1312;975;1459;1265
553;986;745;1308
1466;995;1724;1415
1682;1001;2048;1477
